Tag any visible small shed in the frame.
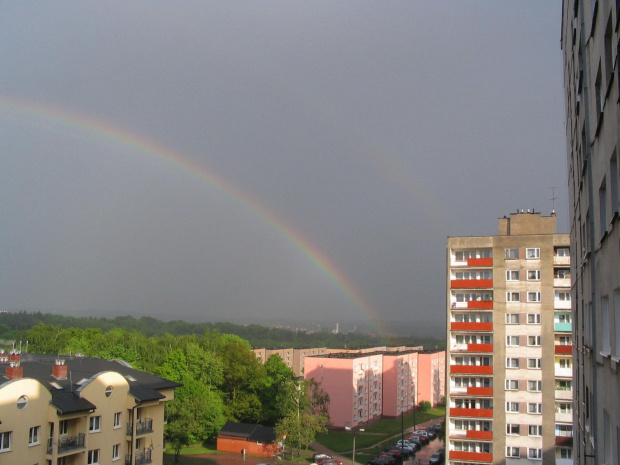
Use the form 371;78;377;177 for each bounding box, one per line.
217;421;280;456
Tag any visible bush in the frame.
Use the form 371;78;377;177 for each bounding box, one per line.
419;401;431;412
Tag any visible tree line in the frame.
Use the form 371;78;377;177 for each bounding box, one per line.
0;318;329;457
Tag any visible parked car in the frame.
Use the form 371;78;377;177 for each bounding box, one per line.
407;434;429;445
368;454;397;465
429;453;443;465
425;428;437;439
313;454;333;463
382;449;404;461
437;448;445;459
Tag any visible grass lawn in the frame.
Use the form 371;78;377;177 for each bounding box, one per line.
164;443;218;456
315;407;445;455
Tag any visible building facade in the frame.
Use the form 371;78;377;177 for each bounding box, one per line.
303;349;445;428
561;2;620;464
446;212;572;465
0;352;180;465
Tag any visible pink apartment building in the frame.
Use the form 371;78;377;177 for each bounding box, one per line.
304;349;445;428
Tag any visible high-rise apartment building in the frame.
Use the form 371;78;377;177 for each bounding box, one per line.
446;212;572;464
561;2;620;464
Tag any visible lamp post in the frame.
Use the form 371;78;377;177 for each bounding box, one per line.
345;424;364;465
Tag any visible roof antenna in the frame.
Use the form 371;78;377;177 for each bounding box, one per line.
550;187;559;214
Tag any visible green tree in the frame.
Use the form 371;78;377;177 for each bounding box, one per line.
260;354;295;425
276;380;329;456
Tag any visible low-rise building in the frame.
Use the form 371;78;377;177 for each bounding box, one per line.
0;352;180;465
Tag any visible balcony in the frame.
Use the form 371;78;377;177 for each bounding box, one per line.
450;343;493;353
555;345;572;355
467;387;493;396
554;300;571;310
450;408;493;418
555;366;572;377
466;430;493;440
555;389;573;401
555;322;572;332
135;449;153;464
450;322;493;332
467;301;493;310
467;258;493;267
556;436;573;447
450;365;493;375
451;279;493;289
555;411;572;422
554;256;570;266
449;451;493;463
554;277;571;287
50;433;85;454
127;419;154;436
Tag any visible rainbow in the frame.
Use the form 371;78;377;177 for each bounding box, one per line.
0;96;389;336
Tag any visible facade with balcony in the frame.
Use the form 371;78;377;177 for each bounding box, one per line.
0;352;179;465
447;211;572;465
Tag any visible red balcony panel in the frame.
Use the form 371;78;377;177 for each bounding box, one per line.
450;365;493;375
451;322;493;331
449;451;493;463
555;345;573;355
468;301;493;310
466;430;493;440
449;408;493;418
451;279;494;289
556;436;573;446
467;387;493;396
468;344;493;352
467;258;493;267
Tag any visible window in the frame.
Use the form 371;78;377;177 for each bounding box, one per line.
505;379;519;390
557;403;572;414
506;358;520;368
112;444;120;461
528;448;542;460
505;248;519;259
559;336;571;345
506;446;520;458
600;177;608;236
89;416;101;432
506;270;519;281
528;403;543;414
559;358;572;369
506;336;520;346
527;313;541;324
28;426;40;446
555;268;571;278
556;291;571;301
556;380;572;391
526;248;540;259
0;432;11;452
506;424;520;435
528;425;542;436
528;380;542;392
528;335;542;346
506;314;520;324
527;270;541;280
506;292;520;302
506;402;520;412
87;449;100;464
528;358;542;369
17;395;28;410
560;448;573;459
105;386;113;397
114;412;121;429
556;247;570;256
527;292;542;302
59;420;68;436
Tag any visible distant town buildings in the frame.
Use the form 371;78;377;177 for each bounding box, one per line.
303;348;445;428
0;352;180;465
446;211;572;464
561;2;620;464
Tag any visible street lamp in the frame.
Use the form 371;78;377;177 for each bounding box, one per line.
344;424;364;465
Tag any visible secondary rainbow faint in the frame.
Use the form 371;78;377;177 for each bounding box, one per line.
0;95;390;337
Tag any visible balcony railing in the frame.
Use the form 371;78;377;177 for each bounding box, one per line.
136;449;153;464
127;419;154;436
555;322;572;332
451;279;493;289
555;345;572;355
50;433;85;454
450;365;493;375
449;451;493;463
450;322;493;332
449;407;493;418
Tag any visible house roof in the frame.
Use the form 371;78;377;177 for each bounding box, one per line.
219;422;276;443
0;353;181;414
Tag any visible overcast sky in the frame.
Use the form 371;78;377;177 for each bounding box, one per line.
1;2;567;336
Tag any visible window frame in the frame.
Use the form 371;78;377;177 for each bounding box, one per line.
527;335;542;346
506;270;519;281
112;444;120;461
506;424;520;435
28;426;40;446
528;403;543;414
506;402;520;412
527;358;542;369
505;248;519;259
527;270;541;281
527;313;541;324
528;448;543;460
528;425;542;436
506;446;520;458
88;449;100;464
0;431;11;452
505;379;519;390
113;412;121;429
506;335;520;347
527;291;542;302
505;313;520;324
526;248;541;259
506;292;520;302
527;380;542;392
506;357;520;369
89;416;101;433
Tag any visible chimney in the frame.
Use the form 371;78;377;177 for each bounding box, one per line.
6;362;23;380
8;351;21;364
52;359;68;379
